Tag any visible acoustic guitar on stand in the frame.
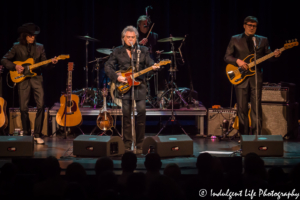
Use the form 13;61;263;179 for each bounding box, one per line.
56;62;82;127
0;66;8;129
116;59;171;94
96;87;114;131
226;40;298;85
10;55;69;83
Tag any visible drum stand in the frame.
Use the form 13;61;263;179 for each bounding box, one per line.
156;39;188;136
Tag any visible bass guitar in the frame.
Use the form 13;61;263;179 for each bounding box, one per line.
0;97;8;129
116;59;171;94
96;88;114;131
56;62;82;127
226;40;298;85
11;54;70;83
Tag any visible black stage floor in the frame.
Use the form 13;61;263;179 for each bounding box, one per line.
1;133;300;175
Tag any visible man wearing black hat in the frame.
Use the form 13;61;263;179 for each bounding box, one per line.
1;23;58;144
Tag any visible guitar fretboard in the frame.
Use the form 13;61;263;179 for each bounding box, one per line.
30;58;54;70
248;47;285;68
134;66;155;78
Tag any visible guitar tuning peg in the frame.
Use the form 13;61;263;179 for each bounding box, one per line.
292;39;294;42
286;40;287;43
288;40;291;43
296;39;298;42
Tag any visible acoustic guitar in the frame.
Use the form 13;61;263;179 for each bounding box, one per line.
11;54;70;83
0;97;8;129
116;59;171;94
56;62;82;127
226;40;298;85
96;88;114;131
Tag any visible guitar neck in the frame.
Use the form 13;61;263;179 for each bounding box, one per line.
103;96;107;112
30;58;53;70
67;70;72;102
248;47;285;68
133;66;154;78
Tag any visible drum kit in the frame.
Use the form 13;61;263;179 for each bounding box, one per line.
74;34;196;109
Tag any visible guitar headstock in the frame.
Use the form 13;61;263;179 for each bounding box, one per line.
101;88;108;97
68;62;74;71
284;39;299;49
158;59;171;66
58;55;70;60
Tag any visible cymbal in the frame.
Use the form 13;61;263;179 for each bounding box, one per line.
77;35;100;42
161;51;179;54
157;37;184;42
96;48;113;55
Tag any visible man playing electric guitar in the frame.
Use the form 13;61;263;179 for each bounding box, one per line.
1;23;58;144
224;16;281;136
105;26;159;153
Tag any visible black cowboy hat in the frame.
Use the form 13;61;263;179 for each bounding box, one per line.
18;23;40;35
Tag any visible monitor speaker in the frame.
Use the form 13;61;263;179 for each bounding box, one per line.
142;135;193;157
73;135;125;157
0;136;34;157
241;135;283;157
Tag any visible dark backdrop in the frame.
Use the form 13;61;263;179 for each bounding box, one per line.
1;0;299;112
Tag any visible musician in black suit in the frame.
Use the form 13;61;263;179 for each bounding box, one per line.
105;26;159;153
1;23;58;144
224;16;281;136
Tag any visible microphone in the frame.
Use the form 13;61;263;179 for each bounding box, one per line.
252;36;257;47
129;41;134;48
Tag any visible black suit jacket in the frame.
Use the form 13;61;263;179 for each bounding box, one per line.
224;33;273;88
105;45;154;100
1;42;54;89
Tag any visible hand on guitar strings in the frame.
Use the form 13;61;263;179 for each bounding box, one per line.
15;65;24;74
236;59;248;70
274;49;281;57
152;63;160;71
117;76;127;83
139;38;148;45
52;56;58;64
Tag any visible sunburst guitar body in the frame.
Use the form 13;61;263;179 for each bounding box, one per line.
0;97;8;129
116;60;171;94
226;40;298;85
56;62;82;127
11;55;69;83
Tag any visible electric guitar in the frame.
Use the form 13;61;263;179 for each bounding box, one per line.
116;59;171;94
11;54;70;83
0;97;8;129
226;40;298;85
96;88;114;131
56;62;82;127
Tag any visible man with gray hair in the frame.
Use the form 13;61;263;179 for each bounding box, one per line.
105;26;159;153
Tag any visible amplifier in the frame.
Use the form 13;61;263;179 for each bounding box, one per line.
9;108;49;136
261;103;298;139
262;83;295;103
207;108;238;136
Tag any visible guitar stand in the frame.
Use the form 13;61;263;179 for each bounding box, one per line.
90;126;122;137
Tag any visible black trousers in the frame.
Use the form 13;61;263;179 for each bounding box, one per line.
18;76;44;138
235;77;262;135
122;99;146;149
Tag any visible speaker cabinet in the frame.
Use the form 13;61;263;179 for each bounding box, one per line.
207;108;238;136
241;135;283;157
262;103;298;139
0;136;34;157
73;135;125;157
142;135;193;157
9;108;49;136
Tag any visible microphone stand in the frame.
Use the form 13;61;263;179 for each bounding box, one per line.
253;37;260;139
131;44;136;150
